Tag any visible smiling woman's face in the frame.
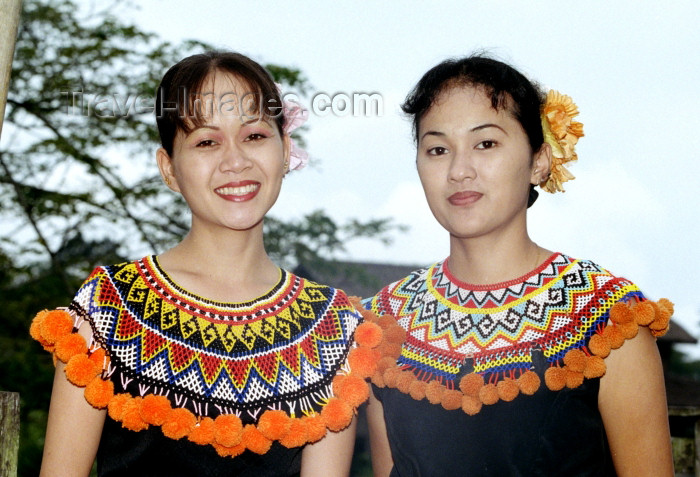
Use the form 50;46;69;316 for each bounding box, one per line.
416;85;548;242
157;70;289;233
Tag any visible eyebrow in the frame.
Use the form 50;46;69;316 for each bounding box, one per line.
419;123;508;142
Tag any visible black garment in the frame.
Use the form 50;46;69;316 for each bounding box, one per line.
373;377;616;477
97;417;302;477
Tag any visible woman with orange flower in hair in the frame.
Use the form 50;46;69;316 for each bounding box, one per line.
362;55;674;476
31;51;377;476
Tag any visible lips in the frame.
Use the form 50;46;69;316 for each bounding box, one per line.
448;190;482;206
214;180;261;202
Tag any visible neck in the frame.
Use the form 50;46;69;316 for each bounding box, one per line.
157;221;279;302
447;227;550;286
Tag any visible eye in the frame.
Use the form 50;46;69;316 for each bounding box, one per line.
195;139;217;147
476;140;497;150
245;132;268;141
427;146;449;156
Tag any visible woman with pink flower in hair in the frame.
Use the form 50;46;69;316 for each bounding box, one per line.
32;51;373;476
362;55;674;476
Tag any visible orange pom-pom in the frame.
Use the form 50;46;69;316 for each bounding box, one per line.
563;349;586;372
213;442;245;458
122;397;149;432
84;377;114;408
408;380;427;400
355;322;383;348
188;417;216;445
609;302;633;324
348;347;379;378
632;301;655;326
377;356;396;375
603;325;625;349
588;333;611;358
377;314;397;329
618;320;639;339
565;369;584;389
478;383;499;405
441;389;463;410
89;348;108;368
497;378;520;402
303;414;327;443
140;394;172;425
40;310;73;344
214;414;243;447
383;366;401;388
517;371;540;395
340;376;369;408
459;373;484;397
321;397;353;432
425;380;445;404
544;367;567;391
583;355;606;379
657;298;674;318
162;408;196;440
279;419;308;449
332;374;347;393
396;371;415;394
30;310;49;341
65;353;100;386
384;325;407;345
377;341;403;360
257;410;291;441
371;372;386;388
55;333;88;363
108;393;131;421
462;395;482;416
242;424;273;454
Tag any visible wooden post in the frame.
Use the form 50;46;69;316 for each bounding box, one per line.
0;0;23;137
0;391;20;477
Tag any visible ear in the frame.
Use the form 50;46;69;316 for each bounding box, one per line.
282;133;291;173
530;142;552;186
156;147;181;192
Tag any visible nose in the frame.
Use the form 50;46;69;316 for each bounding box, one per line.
448;149;476;182
219;143;252;173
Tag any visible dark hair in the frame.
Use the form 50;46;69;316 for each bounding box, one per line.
155;51;284;156
402;55;546;206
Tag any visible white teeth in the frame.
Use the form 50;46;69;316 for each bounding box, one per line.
216;184;259;196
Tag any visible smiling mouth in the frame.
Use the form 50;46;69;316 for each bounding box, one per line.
215;182;261;201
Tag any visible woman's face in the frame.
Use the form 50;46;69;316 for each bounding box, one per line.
416;85;549;242
156;70;289;233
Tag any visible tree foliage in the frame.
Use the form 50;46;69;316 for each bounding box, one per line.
0;1;400;475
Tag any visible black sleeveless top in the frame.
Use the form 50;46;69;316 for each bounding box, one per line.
373;367;615;476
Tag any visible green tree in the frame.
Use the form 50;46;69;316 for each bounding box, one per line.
0;1;398;475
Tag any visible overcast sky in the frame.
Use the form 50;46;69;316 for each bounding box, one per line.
118;1;700;354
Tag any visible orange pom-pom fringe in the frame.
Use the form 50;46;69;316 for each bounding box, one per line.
321;397;354;432
242;424;273;454
278;419;308;449
188;417;216;446
214;414;244;447
55;333;88;363
84;377;114;408
354;322;383;348
65;354;100;386
162;408;196;440
141;394;172;426
257;410;290;441
40;310;73;345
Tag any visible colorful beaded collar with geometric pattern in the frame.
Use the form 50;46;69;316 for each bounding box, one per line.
31;257;382;457
362;253;672;416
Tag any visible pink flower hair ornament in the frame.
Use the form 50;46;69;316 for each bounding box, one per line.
276;83;309;171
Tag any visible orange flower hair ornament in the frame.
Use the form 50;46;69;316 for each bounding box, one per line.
540;90;584;193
